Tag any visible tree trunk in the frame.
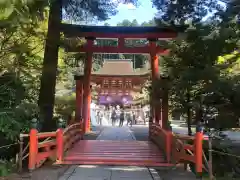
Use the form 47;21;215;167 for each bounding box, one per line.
186;91;192;136
38;0;62;131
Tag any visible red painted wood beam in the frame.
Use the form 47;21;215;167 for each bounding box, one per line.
60;24;185;39
97;87;141;92
97;87;133;90
91;75;149;80
83;32;176;39
76;46;170;54
58;160;174;167
64;32;177;39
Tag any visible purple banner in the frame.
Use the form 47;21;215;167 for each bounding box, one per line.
98;95;133;104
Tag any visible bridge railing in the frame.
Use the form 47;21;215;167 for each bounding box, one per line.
19;122;83;171
151;123;204;174
150;123;172;162
57;123;83;162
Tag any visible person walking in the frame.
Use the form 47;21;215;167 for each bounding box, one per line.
119;109;124;127
126;111;132;127
96;110;100;124
132;111;136;125
99;110;103;125
111;108;117;126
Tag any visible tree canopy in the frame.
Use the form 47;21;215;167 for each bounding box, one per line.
151;0;240;130
1;0;240;175
0;0;142;166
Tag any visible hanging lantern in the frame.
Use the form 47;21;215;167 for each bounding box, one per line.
106;96;112;102
122;96;129;104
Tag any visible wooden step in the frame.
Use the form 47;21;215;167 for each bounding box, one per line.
58;140;171;167
56;160;174;167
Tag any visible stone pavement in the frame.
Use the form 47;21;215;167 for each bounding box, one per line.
96;126;136;140
58;126;162;180
59;165;161;180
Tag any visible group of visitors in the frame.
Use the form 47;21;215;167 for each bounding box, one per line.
110;107;135;127
95;104;150;126
96;107;137;127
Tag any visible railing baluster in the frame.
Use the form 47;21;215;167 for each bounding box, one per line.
28;129;38;171
56;128;64;163
195;128;203;175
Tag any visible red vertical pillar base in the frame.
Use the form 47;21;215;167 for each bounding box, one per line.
195;126;203;175
56;128;64;162
86;92;91;133
83;88;91;133
28;129;38;171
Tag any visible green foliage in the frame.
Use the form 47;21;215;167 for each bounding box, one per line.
54;93;76;119
157;3;240;129
152;0;225;25
0;73;30;140
0;3;50;163
152;1;240;174
63;0;139;22
0;0;142;172
0;159;15;176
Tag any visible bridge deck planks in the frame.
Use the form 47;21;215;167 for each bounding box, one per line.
61;140;173;167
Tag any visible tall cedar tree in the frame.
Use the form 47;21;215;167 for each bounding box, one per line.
39;0;138;131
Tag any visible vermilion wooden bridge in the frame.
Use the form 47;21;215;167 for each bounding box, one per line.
21;24;206;177
62;137;167;166
26;123;204;176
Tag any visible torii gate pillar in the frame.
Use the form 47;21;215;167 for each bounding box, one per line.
83;38;94;133
149;39;162;126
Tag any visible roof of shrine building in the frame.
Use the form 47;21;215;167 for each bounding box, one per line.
92;59;149;76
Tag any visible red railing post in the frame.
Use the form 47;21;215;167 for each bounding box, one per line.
56;128;64;163
195;125;203;176
28;128;38;171
166;130;172;163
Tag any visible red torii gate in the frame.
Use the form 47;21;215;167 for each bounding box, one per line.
25;24;205;175
61;24;184;133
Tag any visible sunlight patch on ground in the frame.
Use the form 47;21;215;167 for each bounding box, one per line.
108;166;147;171
76;165;148;172
77;165;99;168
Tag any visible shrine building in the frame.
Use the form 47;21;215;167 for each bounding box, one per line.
90;59;149;106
